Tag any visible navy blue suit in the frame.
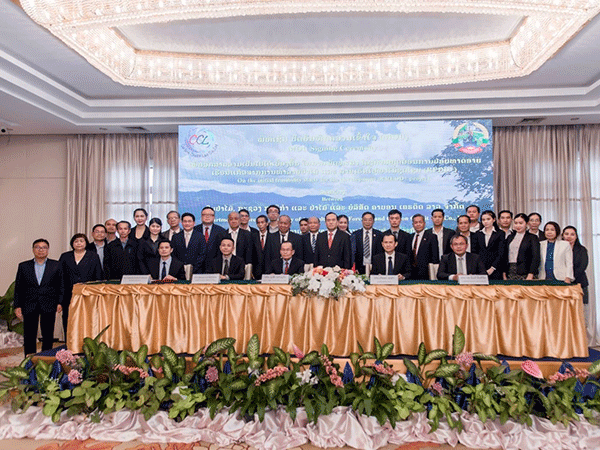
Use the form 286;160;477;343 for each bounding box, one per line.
314;230;352;269
195;223;227;272
14;258;64;356
171;229;206;274
351;228;383;274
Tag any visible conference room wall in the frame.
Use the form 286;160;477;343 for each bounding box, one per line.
0;135;68;294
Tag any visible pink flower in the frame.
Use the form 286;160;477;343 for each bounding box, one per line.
56;349;77;366
431;381;443;395
254;366;289;386
521;360;544;379
373;363;395;376
292;344;305;359
205;365;219;383
455;352;474;370
68;369;83;385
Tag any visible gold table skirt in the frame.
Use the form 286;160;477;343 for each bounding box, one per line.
67;283;588;359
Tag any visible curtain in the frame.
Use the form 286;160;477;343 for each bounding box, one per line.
495;125;599;344
66;133;177;237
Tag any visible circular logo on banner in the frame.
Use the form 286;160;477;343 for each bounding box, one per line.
452;122;489;154
182;127;218;157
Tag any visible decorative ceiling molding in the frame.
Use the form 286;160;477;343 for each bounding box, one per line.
20;0;600;92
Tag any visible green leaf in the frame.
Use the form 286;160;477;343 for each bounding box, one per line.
433;364;460;378
588;359;600;374
374;337;382;360
452;325;465;356
473;353;500;364
300;351;319;365
403;358;420;379
247;334;260;361
423;350;448;366
160;345;179;367
93;324;111;342
205;337;236;357
417;342;426;366
321;343;329;357
381;343;394;360
136;344;148;366
273;347;288;366
357;341;365;355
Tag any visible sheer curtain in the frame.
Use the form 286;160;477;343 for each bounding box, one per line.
495;125;599;345
66;133;177;237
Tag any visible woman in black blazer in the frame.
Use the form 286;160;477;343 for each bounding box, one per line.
562;226;589;304
132;208;151;242
474;210;505;280
503;213;540;280
137;217;167;275
59;233;103;337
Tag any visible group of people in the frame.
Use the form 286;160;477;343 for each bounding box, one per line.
13;204;589;356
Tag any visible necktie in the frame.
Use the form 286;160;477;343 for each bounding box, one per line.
457;257;465;275
284;261;289;274
412;233;419;265
161;262;167;279
387;256;393;275
261;234;265;250
281;233;285;244
204;227;209;243
185;232;190;247
364;230;370;259
393;231;398;240
311;234;316;252
328;232;333;249
222;259;229;276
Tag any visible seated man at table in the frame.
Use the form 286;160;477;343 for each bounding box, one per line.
370;232;411;280
265;241;305;275
149;241;186;281
437;234;486;281
208;237;245;280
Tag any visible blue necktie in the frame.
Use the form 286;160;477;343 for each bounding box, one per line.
387;256;393;275
161;262;167;279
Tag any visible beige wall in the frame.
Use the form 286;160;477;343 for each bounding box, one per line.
0;135;69;294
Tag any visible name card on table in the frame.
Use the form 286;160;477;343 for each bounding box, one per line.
458;275;489;285
369;275;398;285
261;274;290;284
191;274;221;284
121;275;152;284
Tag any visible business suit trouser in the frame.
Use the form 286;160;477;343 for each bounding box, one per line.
23;309;56;356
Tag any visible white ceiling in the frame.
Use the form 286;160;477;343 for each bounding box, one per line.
1;0;600;135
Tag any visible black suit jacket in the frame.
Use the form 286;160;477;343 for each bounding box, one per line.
503;232;541;276
473;230;506;279
137;237;167;275
132;225;151;242
228;228;253;264
59;250;102;304
195;223;227;272
161;228;182;241
301;232;320;265
149;257;186;280
171;230;206;274
572;243;589;288
370;252;411;279
251;230;269;280
105;238;139;280
409;232;438;280
208;255;245;280
14;258;64;314
424;227;455;261
314;230;352;269
86;241;108;278
437;252;487;279
265;257;305;275
384;228;412;256
351;228;383;274
264;231;304;269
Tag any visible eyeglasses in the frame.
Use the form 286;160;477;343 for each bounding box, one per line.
33;246;49;250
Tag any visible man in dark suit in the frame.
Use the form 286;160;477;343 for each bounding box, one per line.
437;235;487;280
208;237;245;280
424;208;455;262
265;241;305;275
239;209;258;234
162;210;182;241
149;241;186;280
227;211;253;265
196;206;226;272
301;216;320;265
410;214;437;280
105;221;139;279
385;209;412;256
351;211;383;274
14;239;64;356
264;215;303;269
172;212;206;275
251;214;269;280
314;212;352;269
86;223;108;276
466;205;483;233
370;232;411;280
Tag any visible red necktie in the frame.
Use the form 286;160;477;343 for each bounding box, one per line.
328;232;333;249
284;261;289;274
261;234;265;250
204;227;209;243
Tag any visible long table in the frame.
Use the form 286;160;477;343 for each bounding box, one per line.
67;282;588;359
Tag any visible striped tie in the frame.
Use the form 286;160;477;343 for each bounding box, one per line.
364;230;370;259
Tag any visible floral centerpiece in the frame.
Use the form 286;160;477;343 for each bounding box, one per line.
291;266;367;300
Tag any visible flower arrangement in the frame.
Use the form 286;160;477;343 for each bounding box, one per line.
291;265;367;300
1;325;600;441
